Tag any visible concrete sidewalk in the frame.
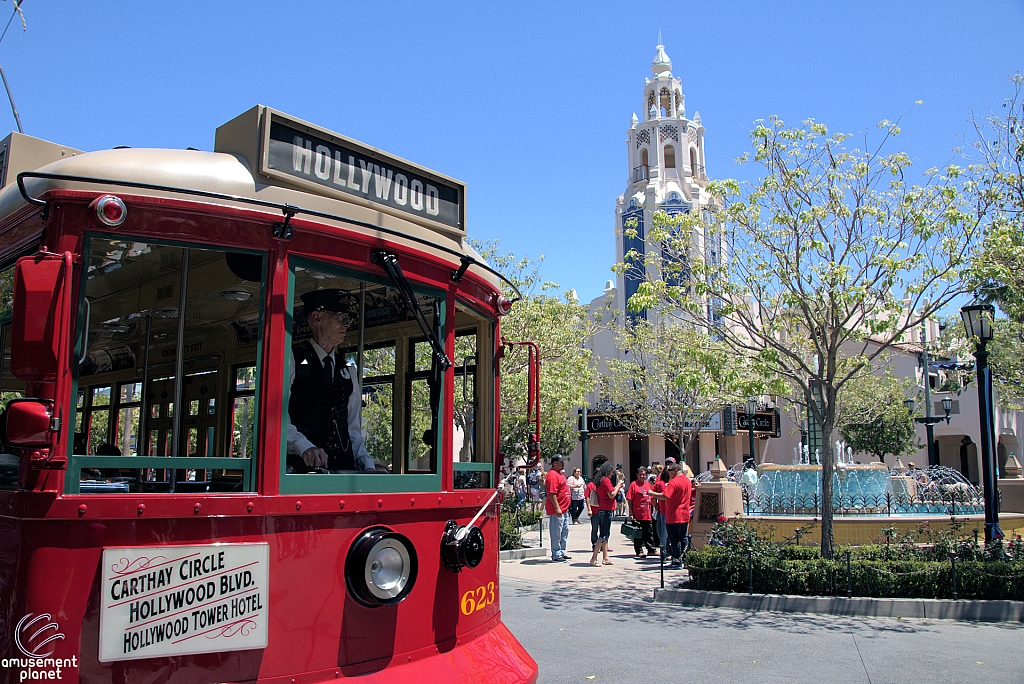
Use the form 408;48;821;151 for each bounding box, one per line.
504;515;1023;624
501;512;681;592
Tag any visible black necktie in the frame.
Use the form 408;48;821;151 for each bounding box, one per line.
323;354;334;387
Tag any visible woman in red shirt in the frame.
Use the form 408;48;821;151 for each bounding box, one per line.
626;466;657;558
584;478;598;549
588;462;622;567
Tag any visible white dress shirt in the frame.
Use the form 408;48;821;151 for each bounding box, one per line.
285;339;374;472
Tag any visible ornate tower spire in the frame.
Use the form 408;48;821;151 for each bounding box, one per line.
651;41;672;77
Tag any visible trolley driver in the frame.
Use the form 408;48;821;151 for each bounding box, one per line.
286;289;376;473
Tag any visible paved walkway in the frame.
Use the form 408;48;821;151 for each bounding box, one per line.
500;514;1024;684
502;512;679;593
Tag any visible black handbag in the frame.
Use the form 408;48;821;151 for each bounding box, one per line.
620;520;642;540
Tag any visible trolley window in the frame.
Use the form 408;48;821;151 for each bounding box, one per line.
452;302;495;489
69;238;265;493
281;257;444;494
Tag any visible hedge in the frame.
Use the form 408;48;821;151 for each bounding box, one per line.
499;497;545;550
687;548;1024;600
682;518;1024;600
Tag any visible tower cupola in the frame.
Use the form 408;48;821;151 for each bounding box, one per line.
651;42;672;76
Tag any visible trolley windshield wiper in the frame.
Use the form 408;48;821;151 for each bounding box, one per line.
372;251;452;370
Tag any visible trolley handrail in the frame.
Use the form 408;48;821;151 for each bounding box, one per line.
16;170;524;303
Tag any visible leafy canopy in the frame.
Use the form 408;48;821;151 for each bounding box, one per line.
472;240;597;464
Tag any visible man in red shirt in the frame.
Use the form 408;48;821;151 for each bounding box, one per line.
649;462;693;568
545;455;572;562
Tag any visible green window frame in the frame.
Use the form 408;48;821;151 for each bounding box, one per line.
279;255;445;495
66;235;265;494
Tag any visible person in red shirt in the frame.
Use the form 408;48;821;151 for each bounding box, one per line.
626;466;657;557
588;462;623;567
649;462;693;568
652;459;674;556
584;477;599;549
545;455;572;562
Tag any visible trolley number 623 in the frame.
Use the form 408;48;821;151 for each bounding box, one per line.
460;582;496;615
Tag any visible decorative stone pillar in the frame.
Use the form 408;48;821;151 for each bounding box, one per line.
998;453;1024;513
689;456;744;549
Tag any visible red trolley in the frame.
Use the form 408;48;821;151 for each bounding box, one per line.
0;106;538;683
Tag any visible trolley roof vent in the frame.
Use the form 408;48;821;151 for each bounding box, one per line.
0;131;81;189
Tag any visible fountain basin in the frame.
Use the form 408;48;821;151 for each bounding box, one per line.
748;463;984;517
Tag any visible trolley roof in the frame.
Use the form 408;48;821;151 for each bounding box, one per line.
0;107;504;295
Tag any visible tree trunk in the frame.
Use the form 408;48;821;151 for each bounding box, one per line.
819;385;838;560
820;431;835;560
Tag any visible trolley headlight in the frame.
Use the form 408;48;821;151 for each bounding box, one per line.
345;527;417;607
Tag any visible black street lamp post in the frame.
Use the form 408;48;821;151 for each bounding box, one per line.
903;396;954;468
918;320;942;467
578;406;589;480
961;302;1002;543
745;397;757;465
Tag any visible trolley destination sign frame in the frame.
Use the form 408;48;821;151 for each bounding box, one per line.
99;543;270;662
260;108;464;233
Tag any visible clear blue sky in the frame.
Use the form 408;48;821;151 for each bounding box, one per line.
2;2;1022;303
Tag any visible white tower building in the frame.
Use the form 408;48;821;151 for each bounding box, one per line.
577;41;723;476
613;40;719;324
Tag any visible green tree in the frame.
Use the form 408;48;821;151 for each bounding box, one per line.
838;371;917;462
624;115;982;559
968;74;1024;406
473;241;597;465
602;319;782;467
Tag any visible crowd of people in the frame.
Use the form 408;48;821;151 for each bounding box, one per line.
505;455;697;569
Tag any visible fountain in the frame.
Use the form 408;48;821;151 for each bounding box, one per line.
688;440;1024;548
748;463;983;517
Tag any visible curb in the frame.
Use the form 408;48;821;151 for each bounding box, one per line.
653;587;1024;623
500;547;548;560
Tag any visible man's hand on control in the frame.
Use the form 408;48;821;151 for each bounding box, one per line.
302;447;329;469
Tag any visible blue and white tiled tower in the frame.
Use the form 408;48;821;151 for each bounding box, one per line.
613;40;719;325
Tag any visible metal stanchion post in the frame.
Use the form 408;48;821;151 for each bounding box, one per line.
950;553;958;600
846;550;852;599
747;549;753;595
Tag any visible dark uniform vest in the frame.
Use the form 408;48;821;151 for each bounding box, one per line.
288;340;356;472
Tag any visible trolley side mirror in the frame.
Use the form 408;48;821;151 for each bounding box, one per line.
11;253;71;381
6;398;55;448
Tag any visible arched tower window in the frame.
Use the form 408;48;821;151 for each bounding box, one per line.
660;88;671;116
689;147;698;174
664;145;676;168
647;91;656;117
640;148;649;168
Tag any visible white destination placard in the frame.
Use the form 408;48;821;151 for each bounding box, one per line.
99;543;269;662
